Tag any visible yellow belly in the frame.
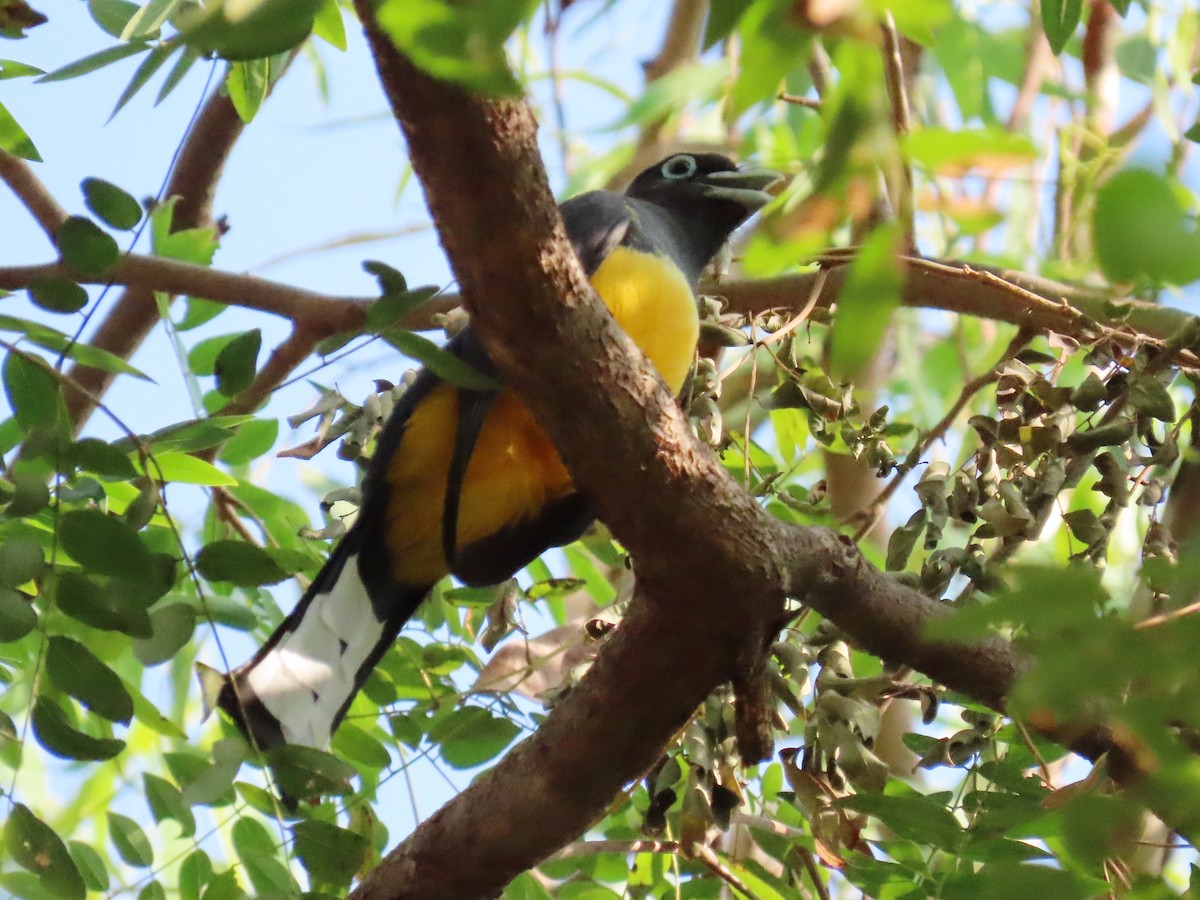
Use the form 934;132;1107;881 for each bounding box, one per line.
385;247;699;585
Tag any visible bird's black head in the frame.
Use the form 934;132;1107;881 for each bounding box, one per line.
625;152;783;279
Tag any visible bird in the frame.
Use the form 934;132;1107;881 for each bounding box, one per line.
208;152;782;758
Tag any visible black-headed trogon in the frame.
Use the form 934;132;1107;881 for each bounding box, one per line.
212;153;782;754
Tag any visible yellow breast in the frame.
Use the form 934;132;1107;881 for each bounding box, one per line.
589;246;700;394
384;245;699;585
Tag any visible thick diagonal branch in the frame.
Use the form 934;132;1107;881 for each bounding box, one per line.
344;11;1050;900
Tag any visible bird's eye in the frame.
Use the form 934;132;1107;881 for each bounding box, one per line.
661;155;697;180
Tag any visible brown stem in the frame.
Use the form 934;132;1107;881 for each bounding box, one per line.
880;11;915;248
0;259;374;334
0;146;69;240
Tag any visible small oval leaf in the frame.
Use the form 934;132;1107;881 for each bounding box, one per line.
58;508;153;576
82;177;142;229
57;215;120;275
28;275;88;313
46;635;134;724
196;540;288;587
31;696;125;761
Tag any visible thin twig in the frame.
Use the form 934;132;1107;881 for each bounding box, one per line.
846;328;1032;538
0;147;69;240
794;844;831;900
778;92;822;110
0;258;376;332
693;843;758;899
553;839;679;859
880;11;915;247
1135;600;1200;630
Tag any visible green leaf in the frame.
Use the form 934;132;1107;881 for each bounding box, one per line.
1042;0;1083;55
729;2;809;114
111;40;178;119
28;275;88;313
133;602;196;665
37;42;149;83
214;329;261;397
121;0;183;40
178;0;323;60
188;332;240;375
54;571;152;637
430;706;520;768
217;418;278;466
178;848;213;900
67;437;139;479
31;696;125;761
68;840;110;891
46;635;134;724
839;792;963;850
130;687;187;740
1093;169;1200;285
330;722;391;770
703;0;752;48
312;0;346;50
88;0;143;38
108;812;154;868
82;177;143;229
886;509;926;571
366;286;441;332
267;744;355;799
0;99;41;161
904;126;1037;175
57;215;120;275
150;197;218;263
0;535;44;586
176;296;227;331
58;508;153;576
928;565;1107;641
226;59;269;123
155;45;199;104
385;330;501;391
5;804;86;900
3;351;65;434
941;863;1098;900
292;820;370;889
1128;376;1176;421
138;450;237;486
196;540;287;586
5;468;50;517
231;816;276;860
125;417;242;453
0;314;151;379
828;224;902;380
230;816;298;893
0;586;36;642
144;772;196;837
0;59;45;80
176;739;245;807
376;0;538;94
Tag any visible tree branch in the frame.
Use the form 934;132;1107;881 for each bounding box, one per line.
0;258;375;334
0;146;68;241
712;259;1200;370
343;8;1200;894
